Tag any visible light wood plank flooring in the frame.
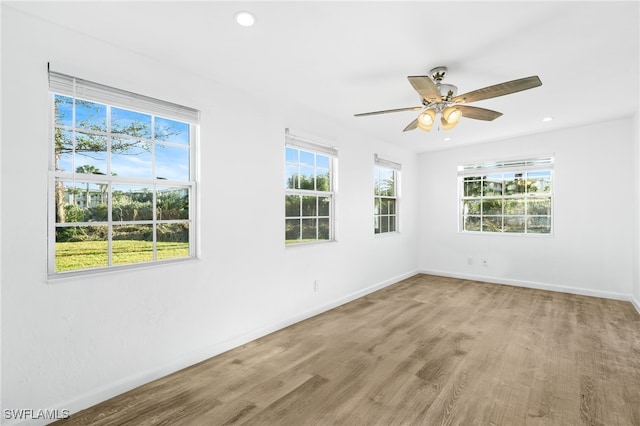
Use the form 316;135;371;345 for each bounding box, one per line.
54;274;640;425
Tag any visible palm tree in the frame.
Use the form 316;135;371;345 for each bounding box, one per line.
67;186;82;206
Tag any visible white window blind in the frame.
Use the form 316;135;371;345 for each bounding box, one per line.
285;128;338;157
374;154;401;171
48;70;200;124
458;156;553;176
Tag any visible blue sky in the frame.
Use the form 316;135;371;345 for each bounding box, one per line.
55;94;190;180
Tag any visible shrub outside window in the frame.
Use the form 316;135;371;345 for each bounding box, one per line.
48;71;199;276
285;131;336;244
459;157;553;234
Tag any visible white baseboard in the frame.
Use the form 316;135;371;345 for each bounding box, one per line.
25;269;418;426
419;269;632;302
631;295;640;317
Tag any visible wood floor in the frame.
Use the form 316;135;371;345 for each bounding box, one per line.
54;274;640;426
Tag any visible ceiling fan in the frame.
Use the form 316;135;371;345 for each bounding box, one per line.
354;66;542;132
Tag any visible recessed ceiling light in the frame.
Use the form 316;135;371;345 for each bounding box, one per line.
443;137;451;142
235;11;256;27
542;116;553;122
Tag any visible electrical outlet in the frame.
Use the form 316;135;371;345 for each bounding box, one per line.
482;259;488;267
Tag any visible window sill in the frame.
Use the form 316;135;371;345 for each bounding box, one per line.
285;239;336;249
374;231;400;238
47;257;200;284
459;231;554;237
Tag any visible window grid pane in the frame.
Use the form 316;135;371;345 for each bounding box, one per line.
374;164;398;234
50;87;197;275
459;164;553;235
285;145;334;244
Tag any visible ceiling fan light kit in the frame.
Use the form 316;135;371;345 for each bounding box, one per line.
354;66;542;134
442;106;461;124
417;109;436;131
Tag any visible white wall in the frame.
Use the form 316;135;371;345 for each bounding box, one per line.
634;110;640;312
0;7;419;422
418;119;636;300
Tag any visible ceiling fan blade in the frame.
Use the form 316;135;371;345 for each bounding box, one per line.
407;76;441;102
354;106;422;117
452;76;542;104
403;117;419;132
456;105;503;121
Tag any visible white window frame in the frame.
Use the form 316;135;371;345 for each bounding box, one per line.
48;70;200;278
374;154;401;234
284;129;337;245
458;156;554;235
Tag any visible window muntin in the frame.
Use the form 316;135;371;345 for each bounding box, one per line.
374;163;399;234
459;157;552;234
49;72;198;276
284;132;336;245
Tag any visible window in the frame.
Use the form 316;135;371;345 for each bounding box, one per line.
48;71;199;276
459;157;553;234
374;154;400;234
284;130;336;244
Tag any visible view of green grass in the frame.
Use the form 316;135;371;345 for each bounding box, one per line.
56;240;189;272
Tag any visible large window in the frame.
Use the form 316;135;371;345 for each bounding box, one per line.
459;157;553;234
374;154;400;234
48;71;199;276
284;130;336;244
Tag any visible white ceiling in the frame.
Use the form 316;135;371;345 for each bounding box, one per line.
7;1;640;153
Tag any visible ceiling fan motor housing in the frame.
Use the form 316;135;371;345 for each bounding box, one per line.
438;84;458;101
